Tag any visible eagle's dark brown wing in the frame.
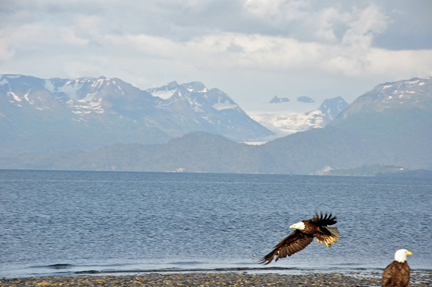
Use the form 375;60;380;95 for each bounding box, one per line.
382;261;410;287
309;212;337;226
261;230;314;265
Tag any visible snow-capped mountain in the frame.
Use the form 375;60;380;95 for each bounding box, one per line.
43;76;159;118
0;74;272;156
315;96;349;121
147;81;245;115
248;96;348;136
1;75;159;117
335;77;432;119
145;80;273;139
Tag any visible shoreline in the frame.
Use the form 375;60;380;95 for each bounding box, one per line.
1;271;431;286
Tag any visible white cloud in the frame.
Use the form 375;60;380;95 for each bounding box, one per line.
243;0;309;24
342;5;388;48
100;28;431;80
2;24;88;49
103;32;322;71
73;15;103;37
365;49;432;79
0;32;15;61
1;0;431;111
314;7;349;42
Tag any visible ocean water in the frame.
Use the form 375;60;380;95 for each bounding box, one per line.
0;169;431;278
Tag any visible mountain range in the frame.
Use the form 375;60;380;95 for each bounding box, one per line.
1;76;431;174
0;74;272;156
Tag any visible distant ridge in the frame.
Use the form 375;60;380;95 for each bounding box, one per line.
0;76;431;174
0;74;273;156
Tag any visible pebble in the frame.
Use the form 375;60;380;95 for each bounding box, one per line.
0;271;431;287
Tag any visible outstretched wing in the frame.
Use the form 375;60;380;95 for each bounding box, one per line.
309;212;337;226
261;230;314;265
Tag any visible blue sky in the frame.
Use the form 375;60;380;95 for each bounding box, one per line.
1;0;431;112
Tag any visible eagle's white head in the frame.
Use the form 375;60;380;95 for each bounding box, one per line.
290;221;305;230
394;249;412;263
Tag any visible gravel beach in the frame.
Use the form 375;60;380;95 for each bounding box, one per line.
1;271;431;286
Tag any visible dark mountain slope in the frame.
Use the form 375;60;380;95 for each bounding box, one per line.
0;132;279;174
328;77;432;169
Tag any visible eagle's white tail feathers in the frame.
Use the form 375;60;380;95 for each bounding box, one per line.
317;226;340;247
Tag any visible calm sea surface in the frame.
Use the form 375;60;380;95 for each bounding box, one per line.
0;169;431;278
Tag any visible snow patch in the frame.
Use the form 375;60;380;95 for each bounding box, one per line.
406;80;420;87
91;78;105;88
419;82;425;86
44;80;55;93
83;92;98;102
24;89;32;103
151;90;176;100
243;141;266;145
9;101;22;108
45;80;84;100
248;110;325;136
213;98;237;110
189;99;204;112
8;91;21;102
5;75;21;79
0;79;8;86
68;92;105;114
62;82;85;100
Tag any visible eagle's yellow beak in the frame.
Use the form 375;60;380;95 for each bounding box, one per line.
289;224;295;229
406;251;413;256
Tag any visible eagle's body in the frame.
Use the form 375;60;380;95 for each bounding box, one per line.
261;212;339;264
382;249;412;287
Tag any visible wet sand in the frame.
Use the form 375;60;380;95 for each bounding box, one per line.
1;271;431;287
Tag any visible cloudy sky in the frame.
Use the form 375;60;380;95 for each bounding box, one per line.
1;0;432;112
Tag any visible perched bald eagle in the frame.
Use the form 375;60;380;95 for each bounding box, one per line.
261;212;339;264
381;249;412;287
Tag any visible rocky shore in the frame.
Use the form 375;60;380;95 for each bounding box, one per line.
1;271;431;287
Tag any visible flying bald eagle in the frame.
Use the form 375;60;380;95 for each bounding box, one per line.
381;249;412;287
261;212;339;264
